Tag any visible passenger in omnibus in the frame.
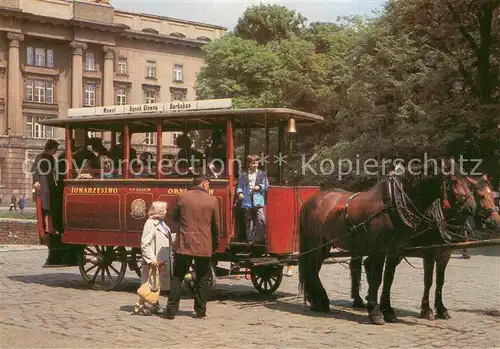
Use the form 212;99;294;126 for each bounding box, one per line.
206;128;240;178
32;139;59;235
93;143;113;179
108;133;138;169
139;152;155;178
73;138;99;170
207;128;226;178
175;133;203;176
160;154;175;177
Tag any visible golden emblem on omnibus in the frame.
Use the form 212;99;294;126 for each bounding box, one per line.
70;187;119;194
130;198;147;219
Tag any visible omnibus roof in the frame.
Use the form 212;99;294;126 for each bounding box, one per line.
38;108;324;133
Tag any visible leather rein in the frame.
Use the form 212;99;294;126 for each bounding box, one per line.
341;175;450;238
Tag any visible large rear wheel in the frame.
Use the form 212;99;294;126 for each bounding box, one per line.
79;245;127;291
129;247;142;278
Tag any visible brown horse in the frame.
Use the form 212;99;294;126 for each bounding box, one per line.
349;176;498;321
298;161;476;325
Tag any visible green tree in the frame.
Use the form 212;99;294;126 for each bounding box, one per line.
234;4;306;44
196;36;282;108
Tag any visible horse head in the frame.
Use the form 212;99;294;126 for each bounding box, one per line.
391;157;476;217
466;176;500;230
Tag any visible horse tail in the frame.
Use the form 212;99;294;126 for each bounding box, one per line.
298;196;331;312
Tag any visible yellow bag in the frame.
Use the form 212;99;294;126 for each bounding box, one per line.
137;266;160;304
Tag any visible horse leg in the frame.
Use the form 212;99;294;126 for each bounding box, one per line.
379;253;402;323
299;241;329;313
435;249;452;319
363;254;385;325
420;251;435;320
349;257;365;308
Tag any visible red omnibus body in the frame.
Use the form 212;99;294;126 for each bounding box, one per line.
37;102;323;293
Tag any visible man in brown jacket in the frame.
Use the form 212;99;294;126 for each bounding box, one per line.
165;175;221;319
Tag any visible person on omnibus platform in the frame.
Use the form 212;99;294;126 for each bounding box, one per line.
236;154;269;244
234;154;269;279
32;139;59;235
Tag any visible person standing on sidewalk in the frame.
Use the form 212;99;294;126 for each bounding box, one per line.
9;193;17;212
165;175;221;319
17;195;25;214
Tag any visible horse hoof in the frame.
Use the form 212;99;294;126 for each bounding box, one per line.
383;310;398;323
420;308;435;321
369;314;385;325
352;298;366;309
436;309;451;319
310;304;330;313
369;305;385;325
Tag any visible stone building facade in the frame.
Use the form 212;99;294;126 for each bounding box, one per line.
0;0;226;204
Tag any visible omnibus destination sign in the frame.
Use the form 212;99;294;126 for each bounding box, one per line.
68;98;232;118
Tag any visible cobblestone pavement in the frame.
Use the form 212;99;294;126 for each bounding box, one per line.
1;248;499;349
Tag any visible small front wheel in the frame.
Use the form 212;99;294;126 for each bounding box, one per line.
251;265;283;294
184;263;217;294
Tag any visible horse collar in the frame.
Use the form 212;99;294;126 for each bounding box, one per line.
343;192;360;221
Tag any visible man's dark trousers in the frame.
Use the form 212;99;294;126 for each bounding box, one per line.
167;253;211;316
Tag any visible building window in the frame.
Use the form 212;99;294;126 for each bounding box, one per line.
47;49;54;68
84;83;96;106
170;87;187;101
144;89;156;104
26;115;54;139
26;47;54;68
84;52;96;71
88;131;96;138
116;87;127;105
117;59;127;75
27;47;34;65
173;64;183;82
144;133;156;146
35;48;45;66
171;132;182;146
146;61;156;78
25;79;53;103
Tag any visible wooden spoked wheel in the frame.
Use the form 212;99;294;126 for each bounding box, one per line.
184;262;217;293
79;245;127;291
129;247;142;278
251;265;283;294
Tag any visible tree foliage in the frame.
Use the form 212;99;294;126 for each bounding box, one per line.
234;4;306;44
196;1;500;189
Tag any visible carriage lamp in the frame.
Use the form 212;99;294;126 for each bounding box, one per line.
286;118;297;133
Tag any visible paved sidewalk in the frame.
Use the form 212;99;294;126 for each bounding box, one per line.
0;249;499;348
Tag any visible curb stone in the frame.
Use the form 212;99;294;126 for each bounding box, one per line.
0;244;47;252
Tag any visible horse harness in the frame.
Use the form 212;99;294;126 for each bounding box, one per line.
342;175;437;237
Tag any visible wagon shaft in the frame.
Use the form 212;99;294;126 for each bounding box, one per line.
402;237;500;252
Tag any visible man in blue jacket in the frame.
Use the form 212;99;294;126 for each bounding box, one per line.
236;154;269;244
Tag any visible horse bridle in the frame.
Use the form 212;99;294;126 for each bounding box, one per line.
472;187;499;222
441;177;474;214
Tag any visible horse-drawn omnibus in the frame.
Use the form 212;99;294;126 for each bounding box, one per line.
36;99;323;293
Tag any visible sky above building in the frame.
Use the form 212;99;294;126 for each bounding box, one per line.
112;0;387;30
